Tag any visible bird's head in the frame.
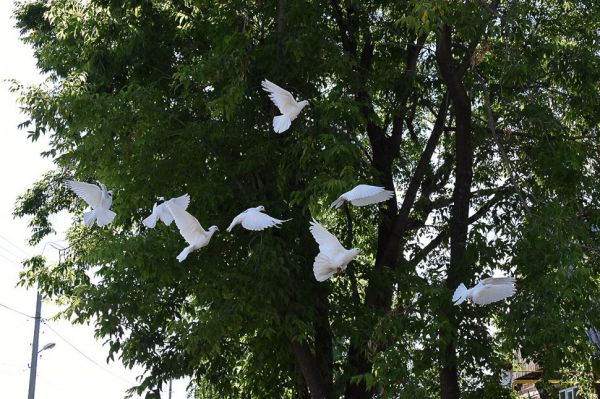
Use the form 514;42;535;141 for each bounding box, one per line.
350;248;361;257
299;100;309;109
256;205;266;212
107;190;113;197
157;197;165;205
209;225;219;233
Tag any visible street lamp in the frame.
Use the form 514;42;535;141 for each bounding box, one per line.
38;342;56;354
27;293;57;399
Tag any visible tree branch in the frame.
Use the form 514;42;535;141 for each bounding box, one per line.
436;23;473;399
390;34;429;152
476;71;532;217
380;91;450;265
407;187;511;268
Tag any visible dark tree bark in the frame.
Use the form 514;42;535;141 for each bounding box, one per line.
436;24;474;399
291;340;328;399
327;3;497;398
314;284;334;398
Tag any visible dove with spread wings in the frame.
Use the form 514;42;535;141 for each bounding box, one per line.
66;180;116;227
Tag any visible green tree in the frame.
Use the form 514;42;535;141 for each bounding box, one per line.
12;0;600;398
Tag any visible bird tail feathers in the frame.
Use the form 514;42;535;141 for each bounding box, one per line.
96;209;116;227
452;283;468;306
273;115;291;133
142;213;158;229
225;222;236;233
313;254;337;282
177;246;192;262
83;210;96;227
330;197;345;209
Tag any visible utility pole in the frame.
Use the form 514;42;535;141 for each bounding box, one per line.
27;290;42;399
168;380;173;399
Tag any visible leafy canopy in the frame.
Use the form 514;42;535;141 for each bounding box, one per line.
12;0;600;398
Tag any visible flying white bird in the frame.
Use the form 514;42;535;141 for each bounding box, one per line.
142;194;190;229
166;201;218;262
309;219;360;282
226;206;290;232
66;180;116;227
261;79;309;133
452;277;516;306
331;184;395;209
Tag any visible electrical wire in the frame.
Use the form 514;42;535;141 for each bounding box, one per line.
0;301;136;386
0;232;30;257
0;242;25;262
0;251;23;268
0;233;29;269
1;239;138;389
0;302;36;319
42;321;137;386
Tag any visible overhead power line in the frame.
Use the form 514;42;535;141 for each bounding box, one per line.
0;302;36;319
0;251;23;268
0;232;30;257
0;242;25;262
42;321;137;386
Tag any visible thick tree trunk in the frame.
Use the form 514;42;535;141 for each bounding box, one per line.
291;340;328;399
290;224;333;399
344;125;398;399
436;24;474;399
314;284;334;398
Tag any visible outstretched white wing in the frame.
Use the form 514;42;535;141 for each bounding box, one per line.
160;194;190;225
346;185;394;206
309;219;346;257
166;202;206;245
261;79;298;116
170;194;190;210
473;283;516;305
67;180;103;209
241;210;289;231
481;277;516;286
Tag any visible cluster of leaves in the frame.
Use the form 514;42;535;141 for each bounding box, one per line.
12;0;600;398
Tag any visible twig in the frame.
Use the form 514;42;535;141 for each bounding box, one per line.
343;203;354;248
343;203;361;303
476;71;532;217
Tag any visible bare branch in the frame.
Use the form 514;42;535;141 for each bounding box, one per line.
476;72;532;217
380;91;450;264
407;187;511;268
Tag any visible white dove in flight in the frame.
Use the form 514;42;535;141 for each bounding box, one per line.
261;79;309;133
142;194;190;228
226;206;290;232
66;180;116;227
452;276;516;306
331;184;395;209
309;219;360;282
166;201;218;262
